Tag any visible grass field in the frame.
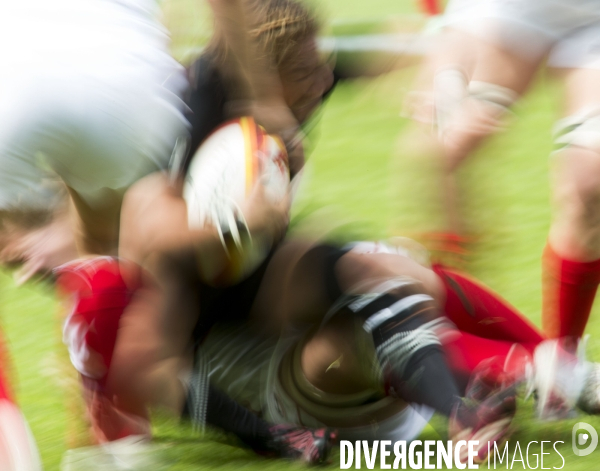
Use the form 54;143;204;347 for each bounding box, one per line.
4;0;600;469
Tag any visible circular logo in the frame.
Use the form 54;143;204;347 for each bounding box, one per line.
572;422;598;457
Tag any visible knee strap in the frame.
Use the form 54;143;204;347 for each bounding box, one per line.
554;106;600;153
468;81;518;110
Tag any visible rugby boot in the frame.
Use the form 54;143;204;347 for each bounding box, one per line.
266;424;337;464
450;384;517;465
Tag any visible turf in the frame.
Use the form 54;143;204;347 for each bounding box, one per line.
4;0;600;469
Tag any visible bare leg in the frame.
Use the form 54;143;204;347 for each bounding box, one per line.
251;240;445;330
401;30;540;238
543;68;600;337
67;187;122;256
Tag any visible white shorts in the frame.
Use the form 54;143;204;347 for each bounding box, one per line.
0;0;189;210
197;324;433;442
443;0;600;69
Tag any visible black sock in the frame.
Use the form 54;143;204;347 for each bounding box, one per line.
345;288;463;417
203;385;273;451
386;345;461;416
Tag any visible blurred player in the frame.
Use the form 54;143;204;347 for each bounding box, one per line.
57;239;520;466
55;1;337;466
102;0;520;459
0;0;189;256
0;333;42;471
194;239;600;443
0;0;189;467
57;236;600;466
404;0;600;340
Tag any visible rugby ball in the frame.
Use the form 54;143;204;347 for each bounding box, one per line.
184;117;289;285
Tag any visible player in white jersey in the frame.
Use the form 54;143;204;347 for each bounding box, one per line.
404;0;600;341
0;0;189;257
0;1;188;468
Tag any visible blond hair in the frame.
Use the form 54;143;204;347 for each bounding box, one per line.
209;0;318;67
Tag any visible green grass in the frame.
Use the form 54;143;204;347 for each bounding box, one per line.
5;0;600;469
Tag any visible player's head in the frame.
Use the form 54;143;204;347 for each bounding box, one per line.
212;0;334;123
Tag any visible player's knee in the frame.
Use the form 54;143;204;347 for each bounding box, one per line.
338;250;444;304
439;78;517;167
554;108;600;204
331;277;449;379
554;106;600;155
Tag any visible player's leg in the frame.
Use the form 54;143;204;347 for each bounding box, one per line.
401;26;479;238
0;328;42;471
403;11;544;239
542;65;600;338
431;265;543;392
433;265;544;348
298;278;515;464
440;37;538;169
260;245;514;432
433;258;600;418
66;188;122;256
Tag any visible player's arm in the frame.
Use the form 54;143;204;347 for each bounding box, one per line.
119;172;288;278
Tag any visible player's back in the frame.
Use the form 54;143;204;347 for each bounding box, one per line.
0;0;173;81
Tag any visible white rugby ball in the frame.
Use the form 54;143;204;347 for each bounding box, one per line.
184;117;289;285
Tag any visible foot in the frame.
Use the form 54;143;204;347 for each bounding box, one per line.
466;345;532;403
532;338;591;420
450;386;516;465
0;399;43;471
265;424;337;465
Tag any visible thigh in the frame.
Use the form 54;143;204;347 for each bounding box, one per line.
469;37;541;96
68;186;122;255
561;68;600;115
249;240;329;330
550;67;600;210
251;240;445;330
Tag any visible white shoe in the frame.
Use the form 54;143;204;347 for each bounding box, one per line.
578;362;600;415
0;400;43;471
61;436;169;471
575;336;600;415
533;339;591;420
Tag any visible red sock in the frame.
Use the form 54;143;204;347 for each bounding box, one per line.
418;0;441;15
433;265;544;350
0;330;15;403
0;370;13;403
542;243;600;339
444;332;530;380
444;332;512;377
